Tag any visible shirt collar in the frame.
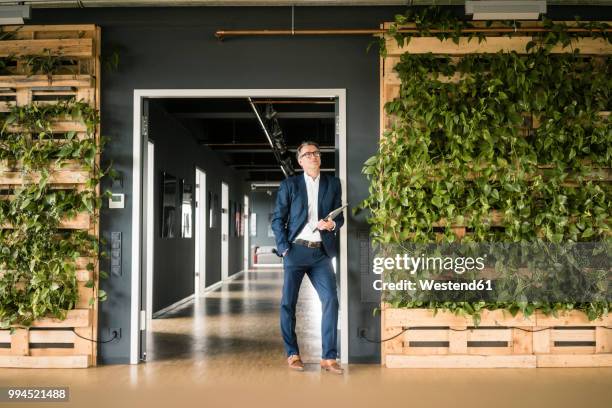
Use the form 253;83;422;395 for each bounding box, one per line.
304;172;320;183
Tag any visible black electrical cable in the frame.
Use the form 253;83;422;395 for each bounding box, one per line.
71;328;118;344
360;325;612;344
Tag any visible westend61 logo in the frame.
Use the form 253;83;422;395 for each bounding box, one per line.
372;254;487;275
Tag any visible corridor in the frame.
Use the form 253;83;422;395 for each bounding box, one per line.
148;268;325;365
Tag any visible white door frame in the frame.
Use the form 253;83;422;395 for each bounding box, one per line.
243;195;249;271
194;167;207;295
145;141;154;326
220;182;229;281
132;89;348;365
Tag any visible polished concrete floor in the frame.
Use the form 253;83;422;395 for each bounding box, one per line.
1;268;611;408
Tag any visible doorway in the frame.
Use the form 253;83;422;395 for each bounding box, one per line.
132;89;347;365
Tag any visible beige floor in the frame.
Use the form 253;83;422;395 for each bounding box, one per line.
1;268;611;408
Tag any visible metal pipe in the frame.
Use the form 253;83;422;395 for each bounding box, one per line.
215;26;606;39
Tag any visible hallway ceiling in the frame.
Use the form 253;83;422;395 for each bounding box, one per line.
160;97;337;183
11;0;612;8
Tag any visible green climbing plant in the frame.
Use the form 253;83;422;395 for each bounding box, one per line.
0;99;109;328
359;8;611;321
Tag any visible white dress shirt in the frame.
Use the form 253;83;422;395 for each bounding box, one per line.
294;172;322;242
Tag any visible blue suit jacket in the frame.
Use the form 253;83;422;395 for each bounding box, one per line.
271;174;344;259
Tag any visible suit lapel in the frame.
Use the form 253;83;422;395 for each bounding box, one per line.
298;175;308;212
317;174;328;218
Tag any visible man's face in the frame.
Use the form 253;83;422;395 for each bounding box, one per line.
297;145;321;173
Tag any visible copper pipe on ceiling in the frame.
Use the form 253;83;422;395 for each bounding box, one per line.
215;27;607;39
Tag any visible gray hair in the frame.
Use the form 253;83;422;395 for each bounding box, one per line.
296;141;320;161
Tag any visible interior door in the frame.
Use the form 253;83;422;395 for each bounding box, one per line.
221;182;229;280
195;168;207;294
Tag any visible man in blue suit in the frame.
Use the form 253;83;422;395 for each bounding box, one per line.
271;141;344;374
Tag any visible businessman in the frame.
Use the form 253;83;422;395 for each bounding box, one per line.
271;141;344;374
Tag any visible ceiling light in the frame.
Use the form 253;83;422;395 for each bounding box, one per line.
0;5;31;25
465;1;546;20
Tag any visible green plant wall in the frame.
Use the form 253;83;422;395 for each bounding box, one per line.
0;101;107;328
359;9;611;320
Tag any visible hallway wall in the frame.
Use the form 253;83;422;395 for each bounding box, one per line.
148;101;248;313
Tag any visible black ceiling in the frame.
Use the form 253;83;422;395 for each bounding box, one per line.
159;97;337;183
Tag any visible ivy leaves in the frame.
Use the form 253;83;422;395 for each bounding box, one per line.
0;99;104;328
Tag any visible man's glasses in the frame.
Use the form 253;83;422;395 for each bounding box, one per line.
300;151;321;159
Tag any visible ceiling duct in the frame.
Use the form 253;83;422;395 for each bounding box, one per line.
465;1;547;20
0;5;31;24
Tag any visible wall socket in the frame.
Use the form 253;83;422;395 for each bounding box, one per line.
358;327;368;339
109;327;121;340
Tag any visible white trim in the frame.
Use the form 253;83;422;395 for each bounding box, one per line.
200;280;223;294
132;89;348;365
151;294;195;319
220;182;229;281
252;263;283;268
145;141;155;328
226;270;245;282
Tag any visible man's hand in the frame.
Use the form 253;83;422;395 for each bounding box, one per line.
317;219;336;231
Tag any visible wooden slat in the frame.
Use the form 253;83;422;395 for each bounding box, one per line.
404;329;449;342
536;311;612;327
403;346;449;355
10;329;29;356
468;328;512;342
0;75;93;89
512;329;533;354
30;309;91;328
551;329;596;342
0;331;10;342
2;24;97;33
73;327;93;366
595;327;612;353
0;169;89;185
386;37;612;56
467;346;513;355
29;349;76;357
550;346;595;354
0;355;89;368
59;212;91;230
5;120;88;133
77;283;94;309
537;354;612;368
449;327;468;354
29;330;74;343
76;257;94;269
384;308;536;327
386;354;537;368
532;328;551;354
0;38;94;58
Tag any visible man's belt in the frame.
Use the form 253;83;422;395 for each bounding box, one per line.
294;239;322;249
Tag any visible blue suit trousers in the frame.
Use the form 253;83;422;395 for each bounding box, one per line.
280;244;338;360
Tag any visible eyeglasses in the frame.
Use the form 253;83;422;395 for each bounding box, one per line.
300;151;321;159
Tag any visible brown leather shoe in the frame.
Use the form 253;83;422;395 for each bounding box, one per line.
287;355;304;371
320;359;344;374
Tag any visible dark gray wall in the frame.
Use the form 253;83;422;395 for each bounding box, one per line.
29;5;612;364
249;191;278;250
148;101;247;314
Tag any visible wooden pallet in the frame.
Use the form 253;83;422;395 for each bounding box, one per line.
382;306;612;368
0;25;101;368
